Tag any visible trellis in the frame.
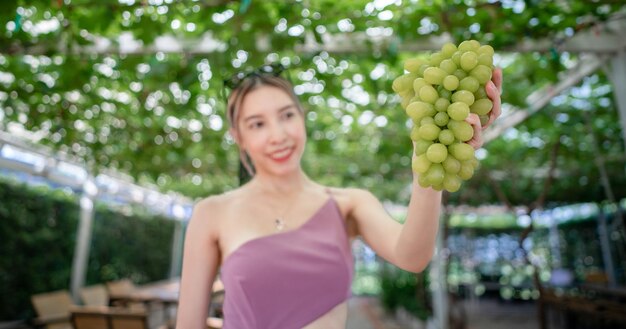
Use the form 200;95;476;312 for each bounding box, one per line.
1;6;626;328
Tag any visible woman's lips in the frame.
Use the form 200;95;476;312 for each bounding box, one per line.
269;147;294;162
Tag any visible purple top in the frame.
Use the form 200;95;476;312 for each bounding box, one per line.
220;197;354;329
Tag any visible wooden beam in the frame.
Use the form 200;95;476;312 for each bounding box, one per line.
483;54;609;143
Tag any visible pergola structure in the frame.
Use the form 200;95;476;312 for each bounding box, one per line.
2;4;626;328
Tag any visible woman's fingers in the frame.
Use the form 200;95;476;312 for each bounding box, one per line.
465;113;483;149
483;68;503;128
492;67;503;94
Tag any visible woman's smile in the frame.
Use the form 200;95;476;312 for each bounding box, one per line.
268;146;296;163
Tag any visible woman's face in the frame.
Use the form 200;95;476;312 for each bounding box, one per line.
233;85;306;177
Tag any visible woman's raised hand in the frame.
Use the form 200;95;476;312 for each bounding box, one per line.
464;68;503;149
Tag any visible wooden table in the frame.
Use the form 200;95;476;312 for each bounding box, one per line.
109;277;224;305
108;277;225;328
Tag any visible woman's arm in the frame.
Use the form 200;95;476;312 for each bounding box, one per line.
350;70;503;273
176;198;221;329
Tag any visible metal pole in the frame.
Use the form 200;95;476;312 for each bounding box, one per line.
169;221;185;278
70;178;98;302
597;206;617;286
608;51;626;157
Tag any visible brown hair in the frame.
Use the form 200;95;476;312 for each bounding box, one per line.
226;74;305;176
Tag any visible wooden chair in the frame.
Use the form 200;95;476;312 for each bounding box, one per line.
30;290;73;329
106;279;146;311
110;312;149;329
80;284;109;307
106;279;136;298
70;307;110;329
70;306;165;329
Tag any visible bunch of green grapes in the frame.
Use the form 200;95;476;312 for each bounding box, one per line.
392;40;495;192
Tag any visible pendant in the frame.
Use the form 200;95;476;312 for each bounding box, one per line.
275;218;285;231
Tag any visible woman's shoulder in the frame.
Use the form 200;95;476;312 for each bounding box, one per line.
193;187;247;215
324;185;374;198
321;185;378;206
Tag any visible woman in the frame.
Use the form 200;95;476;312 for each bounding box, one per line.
176;64;502;329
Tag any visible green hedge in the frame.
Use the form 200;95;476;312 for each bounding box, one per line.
0;177;177;321
379;262;432;321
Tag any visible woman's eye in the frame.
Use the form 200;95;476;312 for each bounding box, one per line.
284;111;295;119
250;122;264;129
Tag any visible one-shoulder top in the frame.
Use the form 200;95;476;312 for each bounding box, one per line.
220;196;354;329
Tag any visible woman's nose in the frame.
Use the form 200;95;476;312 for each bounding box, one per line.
269;121;288;143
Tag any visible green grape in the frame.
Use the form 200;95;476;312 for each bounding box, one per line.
458;162;475;180
412;78;428;93
447;102;470;121
443;174;462;192
442;156;461;174
460;51;478;71
418;64;430;76
417;173;430;188
471;65;492;84
451;121;474;142
425;163;445;186
439;59;457;74
449;143;474;161
447;119;461;130
439;89;452;99
458;40;479;52
405;57;427;73
410;126;420;141
477;53;493;67
424;67;447;85
479;114;490;126
392;73;418;93
419;85;439;104
459;76;480;93
451;51;462;66
429;52;444;66
466;156;479;169
434;112;450;127
406;101;435;122
441;42;458;58
470;98;493;115
414;139;433;154
468;40;481;51
438;129;455;145
435;98;451;112
399;89;414;99
451;90;475;106
477;44;494;57
442;174;461;192
401;97;411;109
418;123;441;141
442;75;459;91
453;69;468;81
420;116;435;126
432;183;444;191
409;95;421;103
426;143;448;163
412;154;432;174
474;86;488;99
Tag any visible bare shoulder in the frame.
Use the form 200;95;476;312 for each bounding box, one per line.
326;186;377;203
323;186;379;213
187;188;246;237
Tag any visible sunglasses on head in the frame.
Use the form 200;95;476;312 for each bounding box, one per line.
223;63;286;90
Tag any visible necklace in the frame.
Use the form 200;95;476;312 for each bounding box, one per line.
266;189;302;232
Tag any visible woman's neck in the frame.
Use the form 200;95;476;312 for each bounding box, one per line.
250;169;311;196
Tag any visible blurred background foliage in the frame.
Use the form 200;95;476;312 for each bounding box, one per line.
0;0;624;206
0;177;175;321
1;0;626;324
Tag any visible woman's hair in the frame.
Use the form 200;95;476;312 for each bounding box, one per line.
226;74;305;176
